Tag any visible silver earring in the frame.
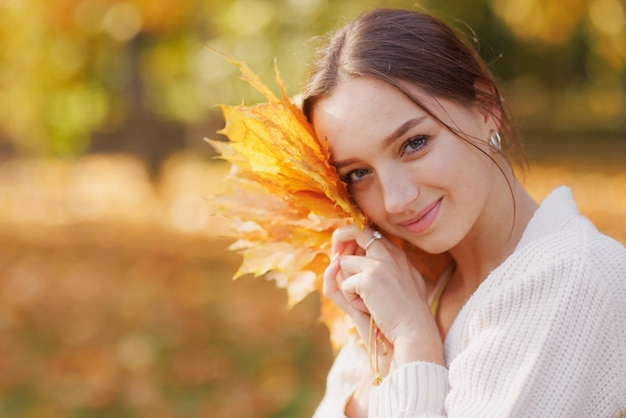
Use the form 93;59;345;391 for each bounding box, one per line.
489;130;502;153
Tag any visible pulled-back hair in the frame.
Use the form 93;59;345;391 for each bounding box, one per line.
302;8;526;168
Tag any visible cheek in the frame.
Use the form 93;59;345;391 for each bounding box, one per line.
443;140;492;184
352;189;384;223
446;154;495;221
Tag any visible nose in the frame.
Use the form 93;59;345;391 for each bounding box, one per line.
378;170;419;214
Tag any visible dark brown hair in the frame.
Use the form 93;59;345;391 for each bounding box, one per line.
302;8;526;168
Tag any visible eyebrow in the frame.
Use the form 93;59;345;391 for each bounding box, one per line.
382;116;427;149
333;116;428;170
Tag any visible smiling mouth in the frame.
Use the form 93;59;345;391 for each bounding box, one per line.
398;197;442;234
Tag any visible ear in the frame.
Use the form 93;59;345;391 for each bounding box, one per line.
474;80;502;132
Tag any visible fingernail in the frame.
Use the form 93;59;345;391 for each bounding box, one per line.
330;252;339;262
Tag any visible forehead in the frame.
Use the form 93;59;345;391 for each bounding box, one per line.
311;77;433;145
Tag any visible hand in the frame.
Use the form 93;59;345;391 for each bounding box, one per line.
323;225;444;367
323;234;371;343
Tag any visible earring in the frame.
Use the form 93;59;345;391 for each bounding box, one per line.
489;130;502;153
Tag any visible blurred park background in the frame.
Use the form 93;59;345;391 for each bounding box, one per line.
0;0;624;417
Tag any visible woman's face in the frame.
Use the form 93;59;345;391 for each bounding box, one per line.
311;76;501;254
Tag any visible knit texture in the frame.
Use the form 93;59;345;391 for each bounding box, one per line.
313;335;367;418
313;187;626;417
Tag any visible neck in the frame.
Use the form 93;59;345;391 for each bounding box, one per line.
449;167;538;298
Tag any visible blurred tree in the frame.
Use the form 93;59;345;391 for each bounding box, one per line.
0;0;623;164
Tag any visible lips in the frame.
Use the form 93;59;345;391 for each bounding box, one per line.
398;197;442;234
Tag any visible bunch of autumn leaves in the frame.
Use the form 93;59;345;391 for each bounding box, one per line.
210;57;449;349
209;57;363;349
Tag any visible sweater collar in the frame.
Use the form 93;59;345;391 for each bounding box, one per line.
515;186;580;252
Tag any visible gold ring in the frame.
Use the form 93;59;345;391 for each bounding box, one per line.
364;230;382;251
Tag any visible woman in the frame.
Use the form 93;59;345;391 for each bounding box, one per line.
303;8;626;418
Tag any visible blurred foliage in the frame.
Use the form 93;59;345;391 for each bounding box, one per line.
0;0;624;158
0;155;334;418
0;153;624;417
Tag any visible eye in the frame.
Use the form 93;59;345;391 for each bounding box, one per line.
341;168;371;185
401;135;429;156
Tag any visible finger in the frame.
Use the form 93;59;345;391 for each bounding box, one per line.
342;240;360;257
331;225;361;255
324;255;367;310
323;257;370;329
337;254;373;278
324;254;373;343
361;229;391;257
322;255;342;298
333;225;382;254
339;272;369;314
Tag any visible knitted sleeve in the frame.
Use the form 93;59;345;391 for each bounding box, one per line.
312;336;369;418
369;361;449;416
369;228;626;417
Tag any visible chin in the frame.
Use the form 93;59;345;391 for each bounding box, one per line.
399;234;451;255
416;242;451;255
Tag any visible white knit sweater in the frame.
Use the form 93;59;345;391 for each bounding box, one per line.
313;186;626;417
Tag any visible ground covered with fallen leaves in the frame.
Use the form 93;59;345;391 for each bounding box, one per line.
0;150;624;417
